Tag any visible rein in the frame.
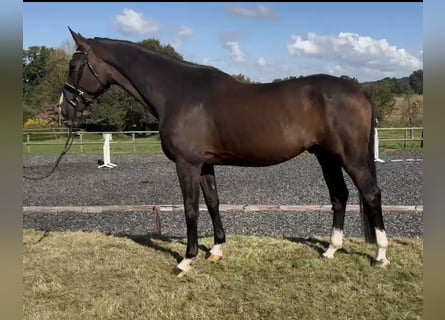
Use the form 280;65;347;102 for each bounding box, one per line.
23;45;104;180
23;122;76;180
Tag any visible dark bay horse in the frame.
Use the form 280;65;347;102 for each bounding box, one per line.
60;28;389;276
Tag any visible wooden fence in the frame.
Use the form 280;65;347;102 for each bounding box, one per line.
23;127;424;155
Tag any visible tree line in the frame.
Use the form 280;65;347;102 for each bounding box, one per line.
23;39;182;131
23;39;423;130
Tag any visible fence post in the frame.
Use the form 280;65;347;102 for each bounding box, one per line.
404;129;407;149
421;129;424;148
27;134;30;154
374;128;384;163
132;133;136;153
79;133;83;154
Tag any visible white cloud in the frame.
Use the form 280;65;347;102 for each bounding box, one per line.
287;32;422;75
224;41;245;63
114;8;159;36
287;33;320;55
201;57;221;68
257;57;267;67
170;25;193;49
229;4;278;19
178;26;192;37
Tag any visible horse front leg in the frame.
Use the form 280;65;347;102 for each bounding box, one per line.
175;159;202;277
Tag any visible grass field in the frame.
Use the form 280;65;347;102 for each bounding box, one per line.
23;229;423;320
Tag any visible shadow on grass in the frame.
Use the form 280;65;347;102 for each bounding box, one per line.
26;227;377;265
116;232;185;263
120;233;378;262
120;233;373;264
285;236;375;264
114;232;213;263
284;236;331;255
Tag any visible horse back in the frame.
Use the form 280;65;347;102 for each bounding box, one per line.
162;74;371;166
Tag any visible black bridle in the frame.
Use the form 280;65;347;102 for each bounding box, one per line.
23;46;106;180
63;45;108;111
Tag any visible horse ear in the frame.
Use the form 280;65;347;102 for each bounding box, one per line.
68;26;88;51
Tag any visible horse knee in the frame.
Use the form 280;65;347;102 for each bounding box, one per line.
206;196;219;209
363;185;381;208
185;209;199;225
331;189;348;211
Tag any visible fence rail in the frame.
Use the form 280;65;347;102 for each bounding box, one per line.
23;127;424;155
376;127;424;148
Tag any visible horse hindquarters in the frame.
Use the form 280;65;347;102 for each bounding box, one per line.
330;95;389;267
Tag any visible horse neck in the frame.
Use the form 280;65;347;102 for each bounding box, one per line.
97;40;182;121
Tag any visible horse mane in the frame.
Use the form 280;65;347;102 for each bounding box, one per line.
91;37;228;75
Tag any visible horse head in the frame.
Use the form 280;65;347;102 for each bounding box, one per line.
59;27;111;124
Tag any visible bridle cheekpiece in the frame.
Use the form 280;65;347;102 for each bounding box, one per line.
63;45;107;111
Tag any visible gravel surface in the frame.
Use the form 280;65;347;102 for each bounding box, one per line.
23;150;423;239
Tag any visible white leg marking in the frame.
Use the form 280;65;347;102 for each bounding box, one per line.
210;244;223;257
177;258;193;272
375;229;390;266
322;228;343;259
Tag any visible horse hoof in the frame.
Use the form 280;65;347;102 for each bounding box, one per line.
207;254;222;263
321;252;334;259
373;259;390;268
174;267;189;278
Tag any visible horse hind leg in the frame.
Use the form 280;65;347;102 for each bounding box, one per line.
314;149;349;259
200;164;226;262
344;161;390;267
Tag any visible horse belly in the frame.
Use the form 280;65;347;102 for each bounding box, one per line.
207;134;305;167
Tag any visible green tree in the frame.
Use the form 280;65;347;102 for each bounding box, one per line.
272;75;303;83
23;46;53;106
23;104;36;124
83;38;183;131
33;49;70;111
363;83;396;123
83;86;127;131
340;75;359;83
138;39;183;61
409;70;423;94
23;46;69;125
402;93;422;126
379;77;408;95
232;73;254;83
87;86;159;131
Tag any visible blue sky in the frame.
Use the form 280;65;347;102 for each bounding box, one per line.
23;2;423;82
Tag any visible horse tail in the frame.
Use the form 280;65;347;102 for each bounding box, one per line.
360;91;377;243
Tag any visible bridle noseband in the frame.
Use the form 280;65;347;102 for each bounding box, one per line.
63;45;107;111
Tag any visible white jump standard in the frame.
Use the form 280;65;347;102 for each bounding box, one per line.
98;133;117;169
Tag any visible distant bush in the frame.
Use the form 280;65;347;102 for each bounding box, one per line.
23;118;55;129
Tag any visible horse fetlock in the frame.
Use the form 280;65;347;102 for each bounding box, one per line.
322;246;340;259
207;244;223;263
330;228;344;247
